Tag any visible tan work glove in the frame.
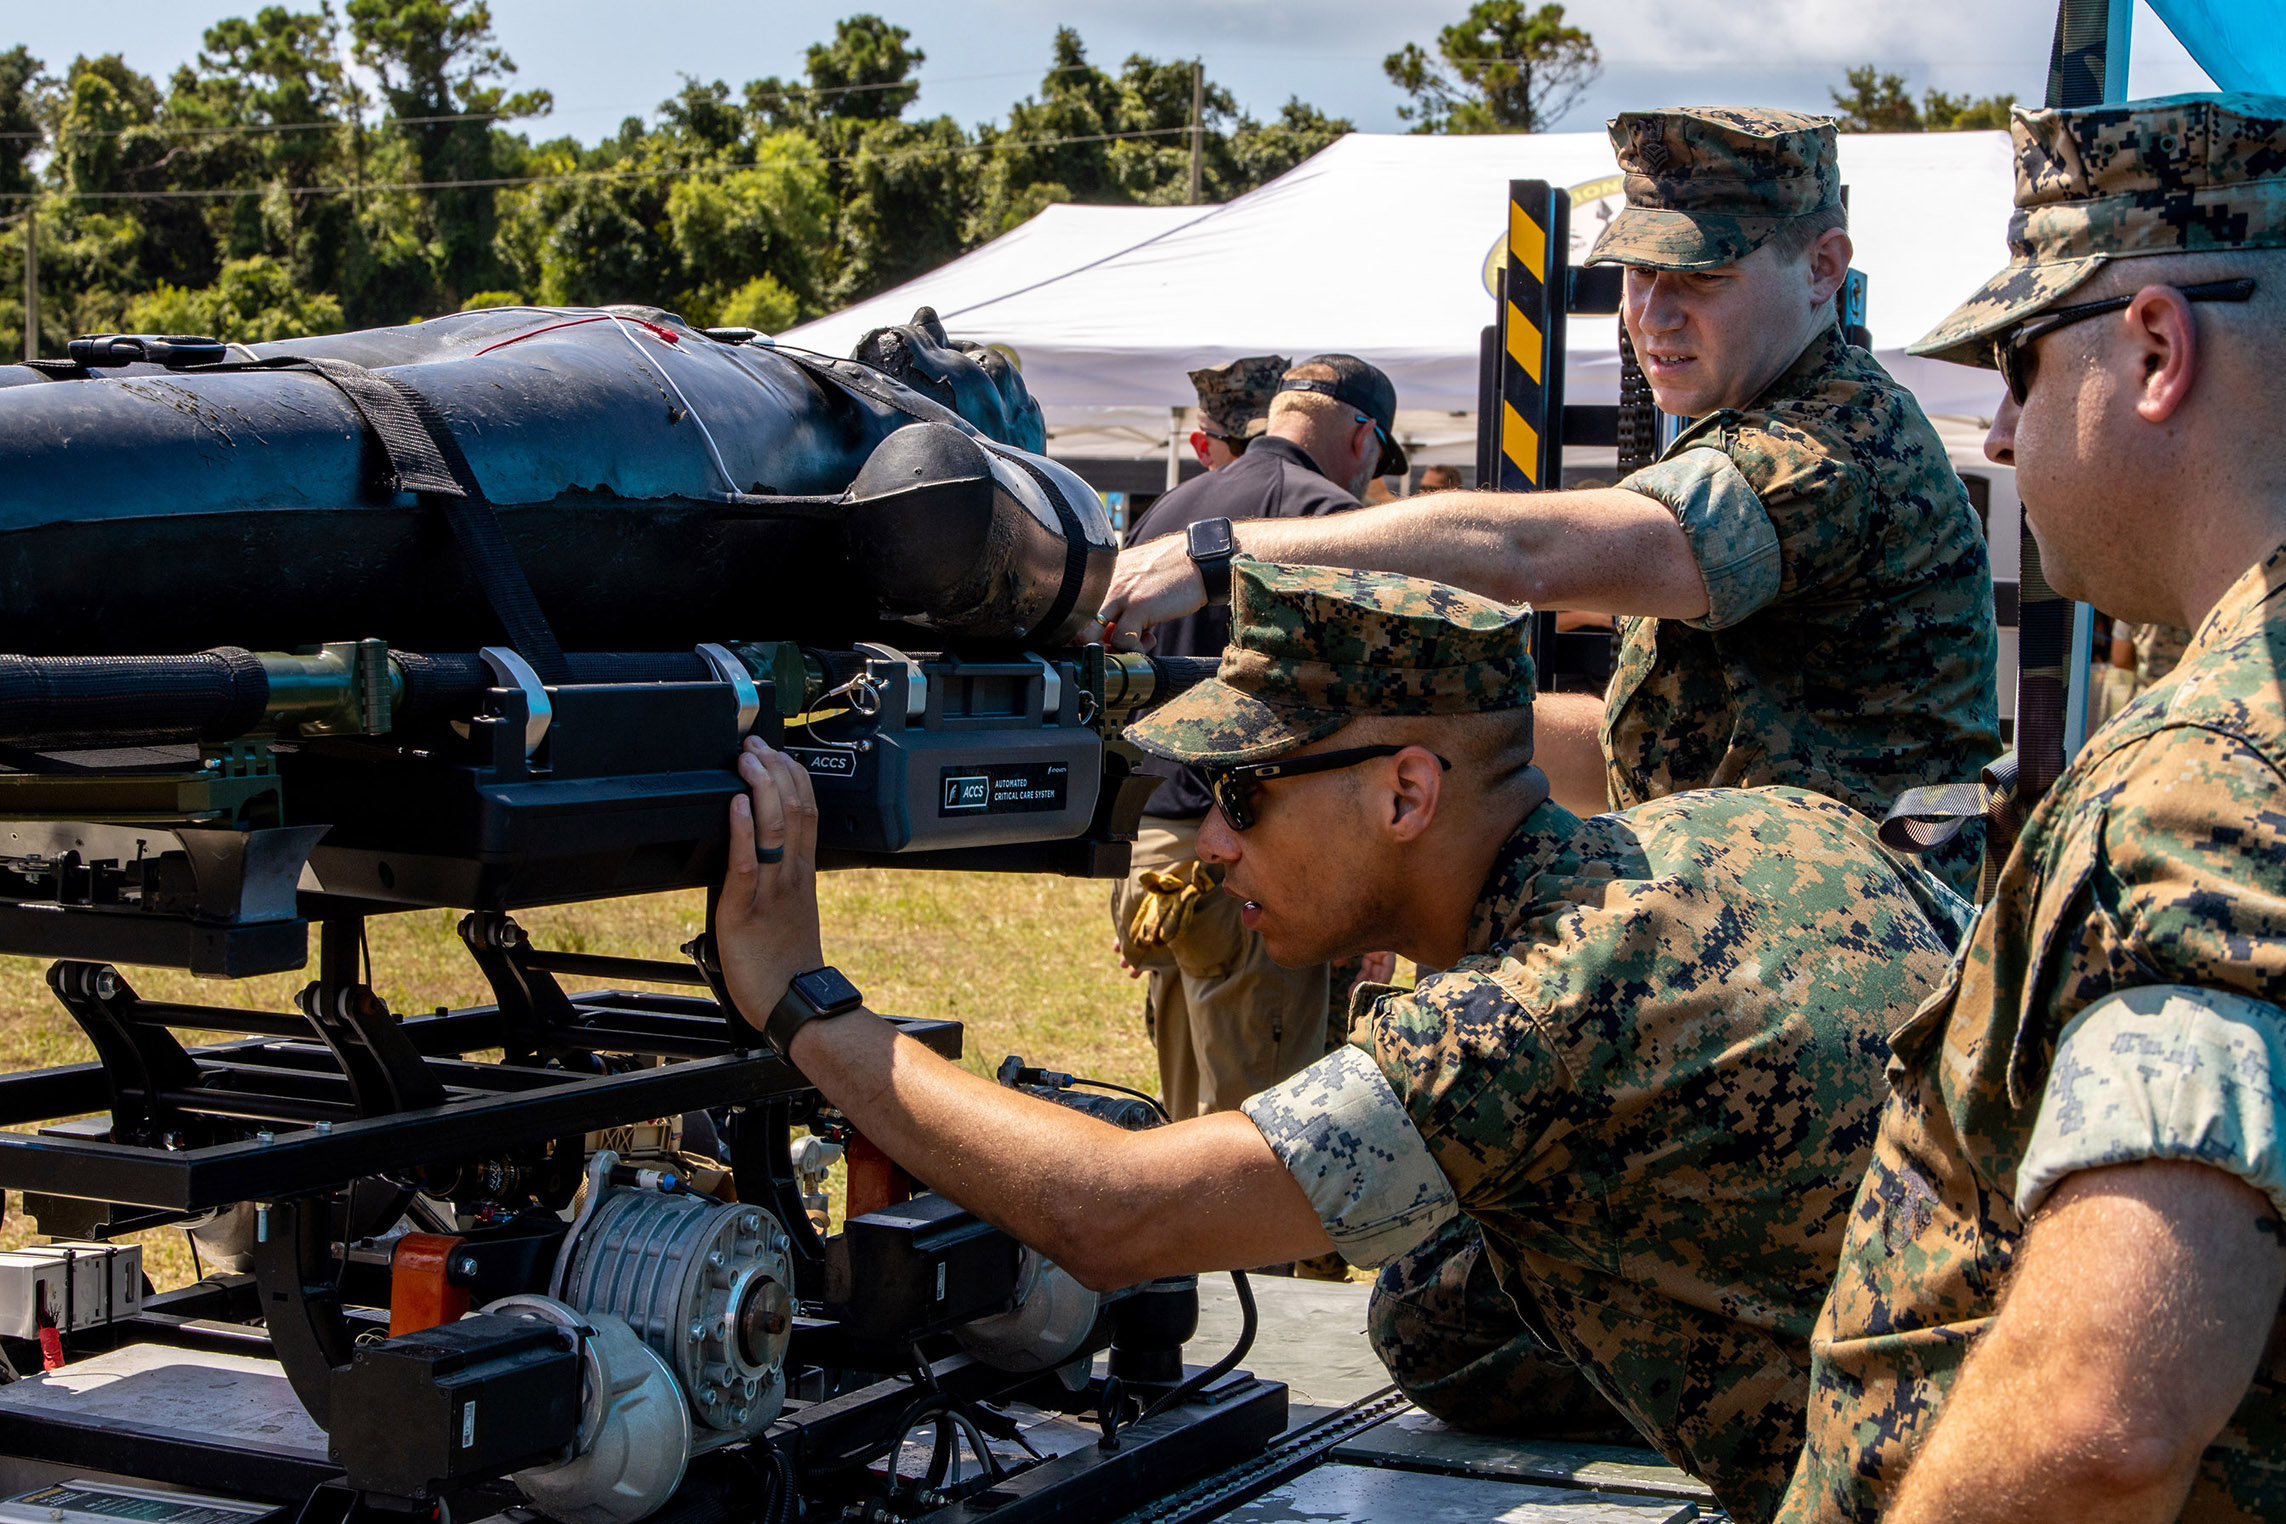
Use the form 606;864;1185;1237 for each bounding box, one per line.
1126;859;1216;951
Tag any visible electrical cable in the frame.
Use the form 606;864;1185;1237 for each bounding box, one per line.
0;123;1197;204
1067;1076;1171;1124
1140;1269;1256;1422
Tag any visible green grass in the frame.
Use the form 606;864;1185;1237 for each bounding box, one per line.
0;870;1159;1290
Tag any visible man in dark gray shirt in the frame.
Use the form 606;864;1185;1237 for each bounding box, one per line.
1111;354;1401;1134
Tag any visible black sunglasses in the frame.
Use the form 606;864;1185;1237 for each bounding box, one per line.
1992;277;2256;406
1204;745;1451;832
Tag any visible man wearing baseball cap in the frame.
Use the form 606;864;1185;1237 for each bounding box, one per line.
710;558;1967;1522
1782;93;2286;1524
1112;356;1403;1138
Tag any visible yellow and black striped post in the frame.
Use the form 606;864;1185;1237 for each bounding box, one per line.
1494;180;1569;492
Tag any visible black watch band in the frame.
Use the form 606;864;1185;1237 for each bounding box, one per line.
765;965;865;1055
1186;517;1237;606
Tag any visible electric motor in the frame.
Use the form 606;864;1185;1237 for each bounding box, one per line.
550;1153;795;1437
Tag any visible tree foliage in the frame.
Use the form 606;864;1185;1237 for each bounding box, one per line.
1384;1;1600;134
0;8;1353;354
1829;65;2016;133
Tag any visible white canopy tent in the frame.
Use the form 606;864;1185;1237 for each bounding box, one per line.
781;129;2020;467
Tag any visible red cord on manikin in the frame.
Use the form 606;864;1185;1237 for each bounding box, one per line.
474;312;681;357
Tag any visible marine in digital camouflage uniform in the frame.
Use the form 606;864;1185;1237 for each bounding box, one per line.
1188;354;1288;452
1362;102;2004;1458
1781;93;2286;1524
1586;108;2000;890
1127;557;1971;1523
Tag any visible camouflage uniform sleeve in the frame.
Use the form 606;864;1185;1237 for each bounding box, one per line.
2020;985;2286;1219
1370;967;1565;1209
1619;445;1781;631
1239;1044;1459;1267
1710;415;1876;604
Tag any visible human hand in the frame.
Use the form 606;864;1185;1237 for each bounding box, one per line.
1113;938;1143;979
1352;951;1397;992
717;737;829;1035
1095;534;1208;652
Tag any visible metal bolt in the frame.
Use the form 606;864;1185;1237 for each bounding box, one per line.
314;1120;333;1134
256;1130;275;1145
454;1256;481;1280
92;968;117;1000
689;1321;706;1342
706;1250;726;1268
699;1386;717;1405
731;1407;747;1425
740;1213;761;1234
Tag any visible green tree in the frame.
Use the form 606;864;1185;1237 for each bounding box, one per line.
123;251;345;338
0;47;46;198
1922;88;2017;131
1384;2;1600;133
1830;66;2018;132
1828;66;1923;131
173;8;359;290
971;31;1352;238
345;0;550;306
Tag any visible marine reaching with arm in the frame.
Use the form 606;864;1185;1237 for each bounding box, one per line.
1096;106;1999;892
711;558;1968;1523
1779;92;2286;1524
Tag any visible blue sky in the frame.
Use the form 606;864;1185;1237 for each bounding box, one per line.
7;0;2218;144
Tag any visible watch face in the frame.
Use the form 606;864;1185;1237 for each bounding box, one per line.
794;966;862;1011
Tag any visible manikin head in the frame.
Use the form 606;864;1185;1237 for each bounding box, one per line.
1125;561;1544;970
1911;92;2286;629
1589;107;1855;418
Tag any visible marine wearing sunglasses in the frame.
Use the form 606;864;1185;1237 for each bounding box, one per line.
1992;277;2255;406
1203;745;1452;833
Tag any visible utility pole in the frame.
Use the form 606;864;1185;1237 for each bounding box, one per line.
20;204;33;362
1188;60;1204;205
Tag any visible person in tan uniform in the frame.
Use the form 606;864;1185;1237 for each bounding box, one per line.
1111;355;1401;1123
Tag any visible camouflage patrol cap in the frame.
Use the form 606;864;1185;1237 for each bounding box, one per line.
1912;93;2286;367
1586;107;1841;271
1124;558;1534;767
1189;354;1290;440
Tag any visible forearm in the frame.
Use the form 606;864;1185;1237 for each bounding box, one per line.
1235;489;1706;618
785;1011;1330;1288
1530;692;1611;816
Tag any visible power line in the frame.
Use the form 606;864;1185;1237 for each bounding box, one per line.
0;123;1201;203
0;60;1128;144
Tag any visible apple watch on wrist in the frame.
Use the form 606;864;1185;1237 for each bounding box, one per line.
1186;516;1238;607
765;965;865;1055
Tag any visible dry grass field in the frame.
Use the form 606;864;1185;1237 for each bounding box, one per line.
0;869;1161;1290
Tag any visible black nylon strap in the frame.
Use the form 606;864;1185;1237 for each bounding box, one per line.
232;355;571;684
983;444;1094;643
